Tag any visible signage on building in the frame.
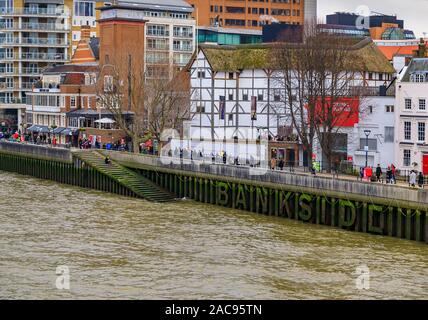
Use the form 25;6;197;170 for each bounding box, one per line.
311;97;360;128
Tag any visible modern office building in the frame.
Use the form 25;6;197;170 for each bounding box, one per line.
198;26;262;45
186;0;317;30
326;12;415;41
0;0;73;131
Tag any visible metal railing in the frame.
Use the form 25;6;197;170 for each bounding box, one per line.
0;97;27;104
0;37;67;46
0;22;70;31
0;7;67;16
0;67;42;75
173;44;193;52
173;32;194;38
0;52;67;61
0;82;34;90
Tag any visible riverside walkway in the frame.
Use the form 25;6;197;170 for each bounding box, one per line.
0;141;427;243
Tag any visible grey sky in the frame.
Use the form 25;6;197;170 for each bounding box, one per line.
318;0;428;37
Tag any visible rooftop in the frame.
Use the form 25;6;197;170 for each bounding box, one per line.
97;0;193;13
195;38;395;74
401;58;428;82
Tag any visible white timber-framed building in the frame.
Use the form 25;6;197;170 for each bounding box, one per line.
186;39;397;167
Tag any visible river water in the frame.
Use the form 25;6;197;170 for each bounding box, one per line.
0;171;427;300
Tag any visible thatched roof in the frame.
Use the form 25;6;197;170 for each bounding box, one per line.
197;38;395;74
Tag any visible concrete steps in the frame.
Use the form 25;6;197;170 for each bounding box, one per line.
73;150;175;202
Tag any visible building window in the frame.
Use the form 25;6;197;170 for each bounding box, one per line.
412;74;425;83
405;98;412;110
368;106;373;114
385;105;394;113
242;90;249;101
70;96;76;108
359;138;377;151
384;126;394;143
418;122;425;142
228;72;234;80
257;91;264;102
403;149;411;167
419;99;426;110
228;113;233;124
404;121;411;140
74;1;95;17
197;70;206;78
273;90;281;102
196;103;205;113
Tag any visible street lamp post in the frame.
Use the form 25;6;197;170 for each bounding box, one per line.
364;129;371;168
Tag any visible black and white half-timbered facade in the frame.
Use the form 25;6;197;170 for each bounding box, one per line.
185;40;396;167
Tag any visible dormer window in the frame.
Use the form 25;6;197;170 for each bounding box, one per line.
411;73;425;83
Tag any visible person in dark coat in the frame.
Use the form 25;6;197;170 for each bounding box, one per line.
375;164;382;183
418;172;424;188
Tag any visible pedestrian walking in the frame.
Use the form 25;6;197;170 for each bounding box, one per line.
375;164;382;183
409;170;417;188
359;167;364;181
386;166;392;184
391;164;397;184
418;172;424;188
271;157;277;170
279;159;284;171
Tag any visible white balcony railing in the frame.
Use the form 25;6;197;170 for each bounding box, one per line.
0;37;68;46
0;22;70;31
0;97;27;105
0;52;67;61
0;67;42;75
173;44;193;52
0;82;34;90
0;7;67;16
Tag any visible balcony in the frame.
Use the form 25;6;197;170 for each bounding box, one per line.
0;67;42;76
0;37;68;47
0;7;68;17
0;96;27;106
173;32;194;39
0;52;68;62
0;82;34;92
0;22;70;32
173;44;193;52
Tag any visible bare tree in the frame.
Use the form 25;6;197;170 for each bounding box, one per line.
97;53;190;154
145;70;190;152
272;22;367;171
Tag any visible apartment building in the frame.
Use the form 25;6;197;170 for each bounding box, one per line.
0;0;72;132
186;0;317;30
98;0;196;78
395;58;428;174
71;0;99;51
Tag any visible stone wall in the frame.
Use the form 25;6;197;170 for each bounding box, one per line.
0;141;72;162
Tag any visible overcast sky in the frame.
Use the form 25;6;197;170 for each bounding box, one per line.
318;0;428;37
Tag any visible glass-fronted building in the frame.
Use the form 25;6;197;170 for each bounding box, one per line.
197;26;262;45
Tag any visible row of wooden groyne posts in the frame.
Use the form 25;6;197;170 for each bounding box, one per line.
0;141;427;244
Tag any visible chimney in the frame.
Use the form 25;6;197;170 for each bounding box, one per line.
81;25;91;42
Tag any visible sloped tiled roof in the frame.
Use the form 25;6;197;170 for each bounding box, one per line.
401;58;428;82
377;45;418;60
43;64;98;74
62;73;85;85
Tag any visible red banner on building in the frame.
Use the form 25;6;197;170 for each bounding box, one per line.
312;97;360;128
